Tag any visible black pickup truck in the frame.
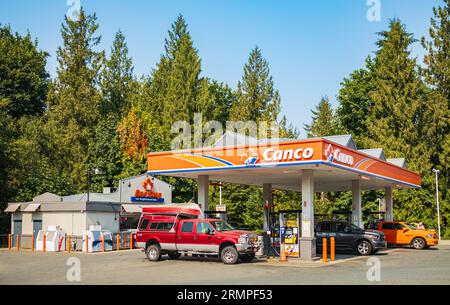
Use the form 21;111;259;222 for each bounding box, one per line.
315;221;386;255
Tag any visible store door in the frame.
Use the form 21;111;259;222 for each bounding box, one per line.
13;220;22;247
33;219;42;244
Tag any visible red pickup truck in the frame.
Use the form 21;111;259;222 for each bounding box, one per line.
135;204;260;264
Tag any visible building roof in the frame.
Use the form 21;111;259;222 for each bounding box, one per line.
321;135;358;150
358;148;387;161
387;158;408;169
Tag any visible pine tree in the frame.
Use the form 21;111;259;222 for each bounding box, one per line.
421;0;450;238
46;8;104;190
304;97;341;137
100;30;134;116
146;15;212;146
0;25;49;118
337;57;376;145
366;19;430;175
230;46;280;123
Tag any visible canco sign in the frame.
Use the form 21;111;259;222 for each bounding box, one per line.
262;147;314;162
325;144;354;166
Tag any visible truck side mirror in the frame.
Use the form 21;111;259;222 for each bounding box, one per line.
208;229;215;235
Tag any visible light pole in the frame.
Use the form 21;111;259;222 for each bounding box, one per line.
87;168;101;203
432;168;441;241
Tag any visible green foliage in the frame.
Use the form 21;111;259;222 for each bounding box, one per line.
100;30;134;116
0;24;49;118
337;57;376;145
304;97;343;137
46;8;104;191
230;46;281;123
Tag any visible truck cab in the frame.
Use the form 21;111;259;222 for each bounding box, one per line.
135;204;260;264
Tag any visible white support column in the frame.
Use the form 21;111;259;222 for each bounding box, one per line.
385;186;393;221
352;180;363;229
300;169;317;260
262;184;272;232
198;175;209;217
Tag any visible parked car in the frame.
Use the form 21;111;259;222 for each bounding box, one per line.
377;221;438;249
136;213;260;264
315;221;386;255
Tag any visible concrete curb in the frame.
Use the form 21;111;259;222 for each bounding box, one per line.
438;240;450;246
256;249;401;268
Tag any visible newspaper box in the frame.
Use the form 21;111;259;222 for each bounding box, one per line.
36;226;66;252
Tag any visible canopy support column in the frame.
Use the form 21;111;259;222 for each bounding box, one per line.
385;186;393;221
352;180;363;229
300;169;318;260
198;175;209;217
262;184;273;256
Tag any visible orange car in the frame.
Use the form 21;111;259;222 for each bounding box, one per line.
377;221;439;249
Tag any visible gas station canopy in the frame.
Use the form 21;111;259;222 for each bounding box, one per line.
147;136;421;192
147;134;421;260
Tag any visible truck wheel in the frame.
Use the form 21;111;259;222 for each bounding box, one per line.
240;253;255;263
168;252;181;259
356;240;372;256
146;244;162;262
221;246;239;264
412;237;426;250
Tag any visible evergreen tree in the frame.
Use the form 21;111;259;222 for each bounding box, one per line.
147;14;212;146
304;97;341;137
100;30;134;116
230;46;280;123
46;8;104;190
0;25;49;118
366;19;430;175
422;0;450;238
337;57;376;145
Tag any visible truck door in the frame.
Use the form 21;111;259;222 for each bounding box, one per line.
194;222;219;253
396;223;413;244
176;221;195;251
381;222;396;244
333;222;354;251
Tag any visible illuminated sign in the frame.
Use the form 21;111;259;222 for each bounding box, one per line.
131;177;164;203
262;147;314;162
324;144;354;166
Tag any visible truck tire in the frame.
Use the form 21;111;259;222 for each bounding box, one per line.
356;240;372;256
221;246;239;264
168;252;181;259
146;244;162;262
412;237;426;250
240;253;255;263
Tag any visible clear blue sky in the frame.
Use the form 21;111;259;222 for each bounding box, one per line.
0;0;441;137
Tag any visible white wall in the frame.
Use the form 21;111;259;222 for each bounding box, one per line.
43;212;85;236
86;212;119;233
21;213;33;235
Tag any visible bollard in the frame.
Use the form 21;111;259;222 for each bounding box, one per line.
280;243;287;262
32;233;35;252
67;236;71;254
16;235;20;251
330;237;335;262
85;235;89;253
322;237;327;263
116;234;120;251
130;232;133;250
8;234;11;251
43;234;46;253
101;234;105;253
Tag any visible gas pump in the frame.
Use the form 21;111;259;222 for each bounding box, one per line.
279;210;301;258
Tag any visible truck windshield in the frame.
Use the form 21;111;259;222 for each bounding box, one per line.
211;221;235;232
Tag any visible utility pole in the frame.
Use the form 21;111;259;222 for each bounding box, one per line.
432;169;441;241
